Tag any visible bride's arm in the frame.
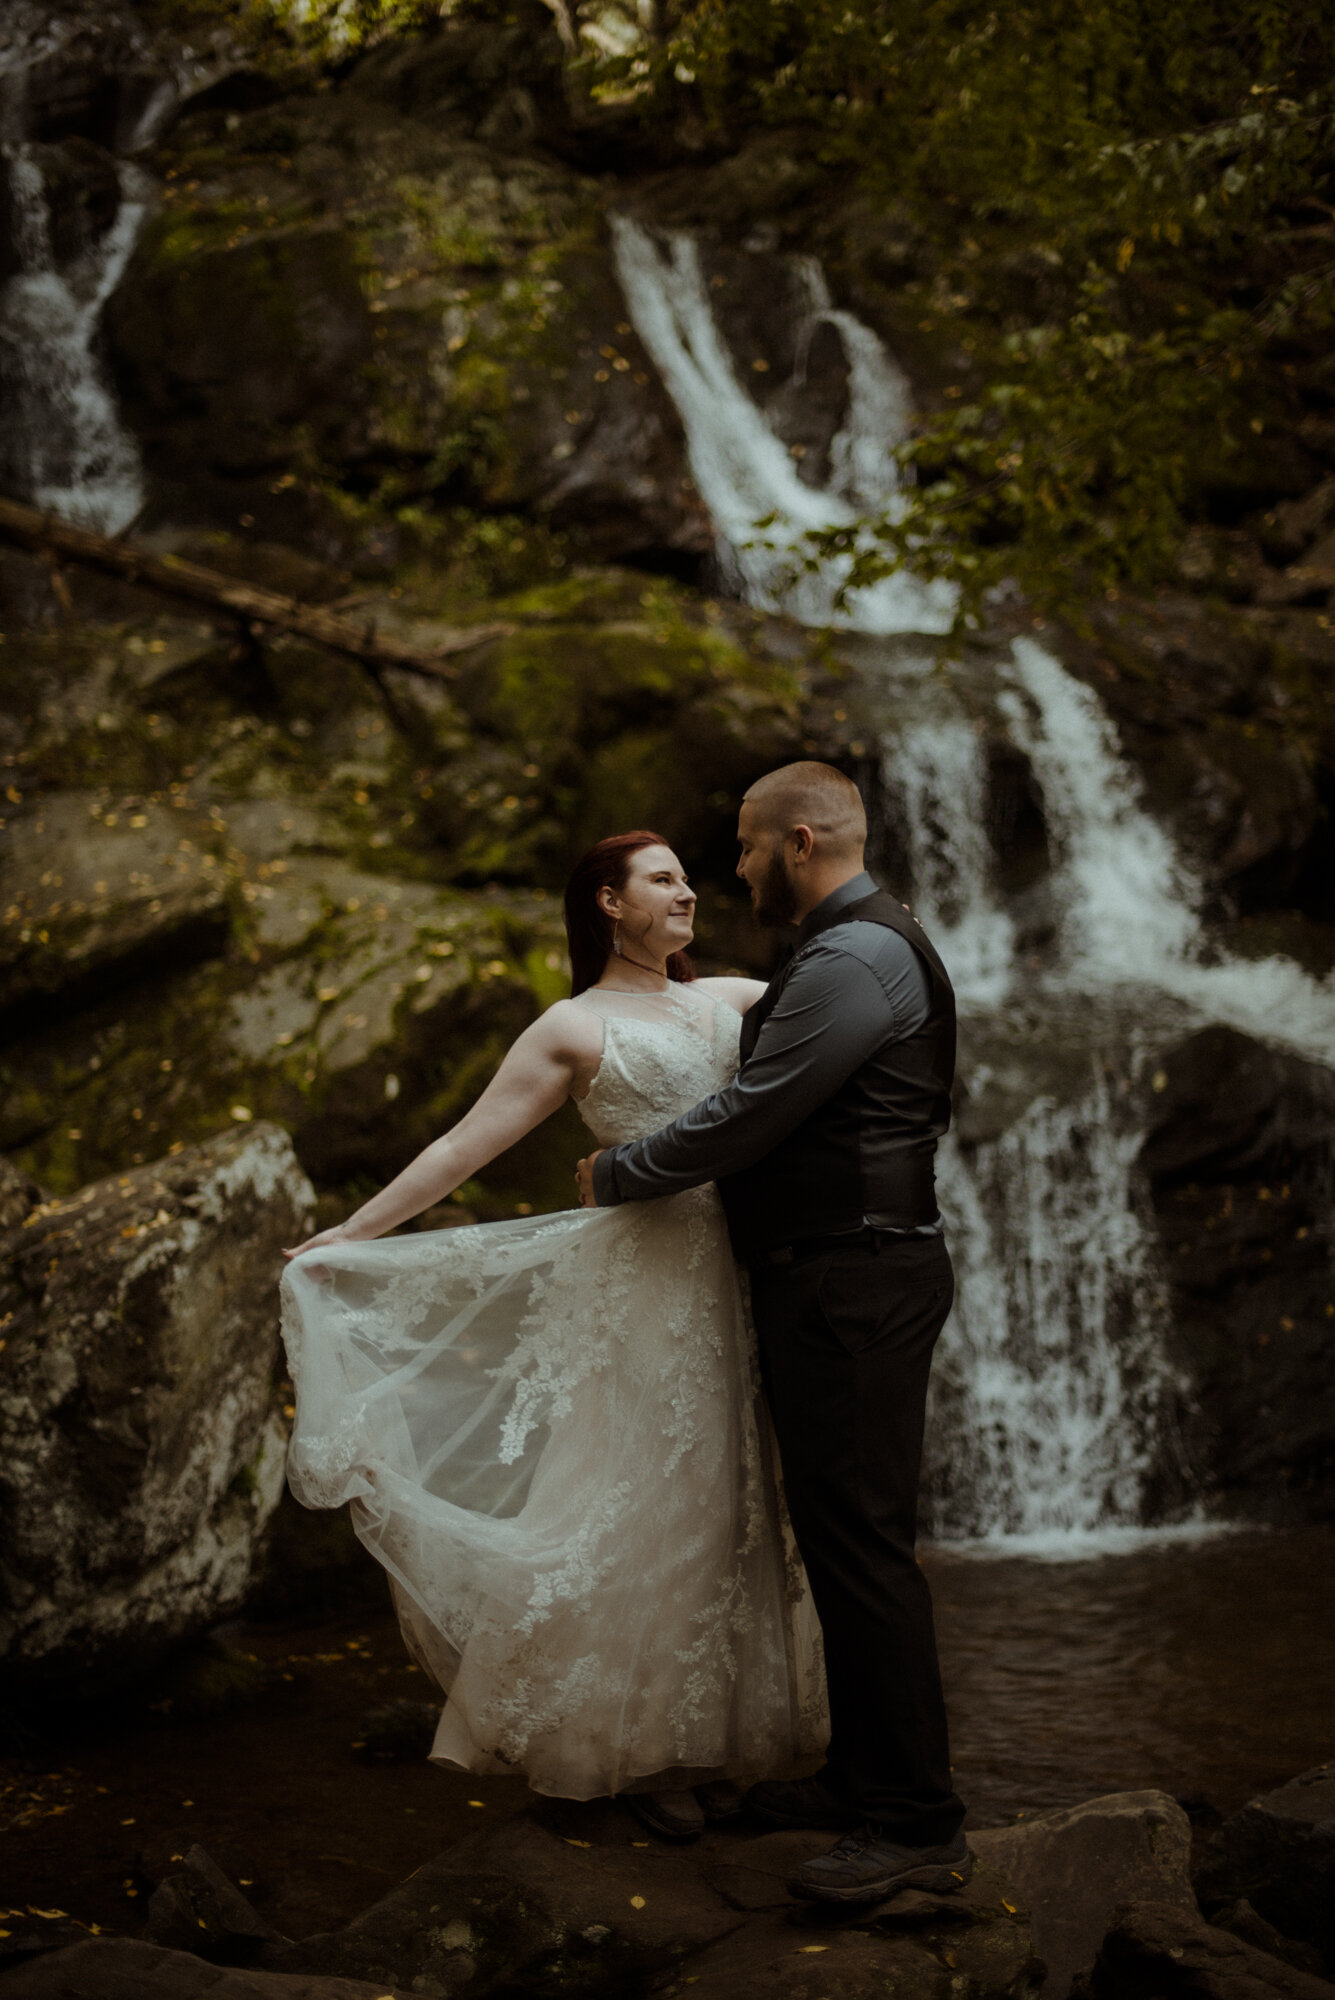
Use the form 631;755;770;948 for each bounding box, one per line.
693;975;768;1013
283;1000;600;1257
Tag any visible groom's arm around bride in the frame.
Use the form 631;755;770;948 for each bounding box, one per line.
577;760;972;1905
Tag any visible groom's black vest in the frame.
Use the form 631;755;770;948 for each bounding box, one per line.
717;890;956;1258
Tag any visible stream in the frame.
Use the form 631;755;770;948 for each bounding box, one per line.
3;1525;1331;1940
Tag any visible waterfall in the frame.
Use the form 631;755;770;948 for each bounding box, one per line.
881;716;1016;1010
930;1085;1175;1546
0;142;149;533
609;216;956;635
614;212;1335;1546
1004;636;1335;1062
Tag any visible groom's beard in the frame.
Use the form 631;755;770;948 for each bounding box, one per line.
751;850;799;928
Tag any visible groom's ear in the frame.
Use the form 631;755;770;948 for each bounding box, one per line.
789;823;817;864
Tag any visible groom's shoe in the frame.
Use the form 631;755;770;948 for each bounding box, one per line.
790;1829;973;1903
746;1773;857;1831
626;1788;706;1842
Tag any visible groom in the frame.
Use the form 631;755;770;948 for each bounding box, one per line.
576;760;969;1902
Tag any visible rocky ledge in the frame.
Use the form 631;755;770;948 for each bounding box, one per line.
3;1781;1333;2000
0;1123;312;1688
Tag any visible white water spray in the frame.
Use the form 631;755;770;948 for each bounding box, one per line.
0;143;149;532
882;717;1017;1009
610;216;956;635
1005;636;1335;1061
930;1082;1176;1542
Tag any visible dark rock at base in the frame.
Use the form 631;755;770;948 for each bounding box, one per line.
969;1792;1194;2000
0;1936;415;1997
1139;1030;1335;1517
148;1845;283;1962
1195;1763;1335;1969
1082;1899;1335;1999
267;1804;743;1996
1214;1902;1328;1980
647;1876;1041;2000
0;1926;103;1975
267;1806;1037;1998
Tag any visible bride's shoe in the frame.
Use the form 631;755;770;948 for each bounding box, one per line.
625;1788;706;1842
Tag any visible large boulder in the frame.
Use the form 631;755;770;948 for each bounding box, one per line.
1195;1763;1335;1971
0;1122;313;1685
267;1802;1039;1998
1139;1029;1335;1517
104;66;710;569
0;1938;415;1999
1083;1899;1335;2000
0;790;230;1024
0;579;816;1210
968;1792;1194;2000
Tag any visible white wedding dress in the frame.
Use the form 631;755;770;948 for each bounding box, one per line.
281;982;827;1799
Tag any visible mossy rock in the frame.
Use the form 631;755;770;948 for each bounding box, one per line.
105;66;709;567
0;851;571;1211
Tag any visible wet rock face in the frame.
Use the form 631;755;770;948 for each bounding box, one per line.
0;580;811;1208
1063;597;1335;923
1085;1899;1335;2000
267;1800;1040;1999
104;71;712;570
968;1792;1194;2000
1139;1027;1335;1515
0;791;230;1029
0;1122;314;1684
0;1937;418;1997
0;0;187;159
1195;1763;1335;1971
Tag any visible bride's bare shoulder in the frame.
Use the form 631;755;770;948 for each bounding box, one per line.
533;996;604;1052
692;975;768;1015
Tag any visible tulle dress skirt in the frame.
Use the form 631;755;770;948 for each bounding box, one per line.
281;989;827;1798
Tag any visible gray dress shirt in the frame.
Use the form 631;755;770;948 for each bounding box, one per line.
591;872;942;1229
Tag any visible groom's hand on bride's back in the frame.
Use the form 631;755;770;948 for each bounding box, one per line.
576;1152;604;1207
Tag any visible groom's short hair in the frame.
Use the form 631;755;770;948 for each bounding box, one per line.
743;762;867;857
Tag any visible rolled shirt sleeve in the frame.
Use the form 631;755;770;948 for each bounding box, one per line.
591;923;929;1206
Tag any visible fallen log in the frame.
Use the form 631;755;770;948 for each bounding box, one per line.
0;494;512;677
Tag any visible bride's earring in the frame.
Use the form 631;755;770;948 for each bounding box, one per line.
612;918;622;957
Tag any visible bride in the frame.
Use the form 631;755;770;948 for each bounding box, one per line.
280;830;826;1838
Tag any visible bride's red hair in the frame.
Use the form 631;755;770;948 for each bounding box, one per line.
563;832;697;997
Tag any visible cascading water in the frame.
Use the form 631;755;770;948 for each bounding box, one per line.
1003;636;1335;1058
608;216;956;636
0;141;149;533
880;714;1016;1011
612;214;1335;1548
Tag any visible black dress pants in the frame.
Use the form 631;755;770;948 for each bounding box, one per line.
748;1231;964;1846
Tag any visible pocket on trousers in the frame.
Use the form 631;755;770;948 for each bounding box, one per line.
815;1252;952;1357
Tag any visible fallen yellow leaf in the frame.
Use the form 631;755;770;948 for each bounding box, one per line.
0;1932;10;1940
563;1838;591;1848
28;1909;67;1920
629;1895;645;1910
797;1943;828;1953
1002;1899;1017;1913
